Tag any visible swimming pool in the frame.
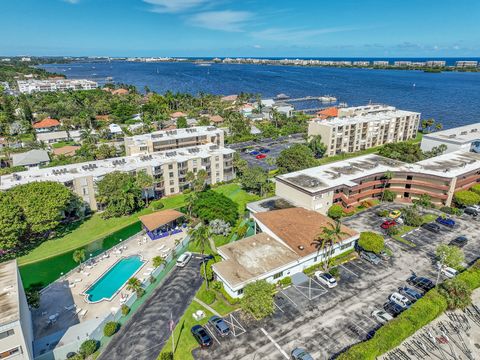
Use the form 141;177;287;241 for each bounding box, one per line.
84;255;145;303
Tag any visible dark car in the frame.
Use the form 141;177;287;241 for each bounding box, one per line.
421;222;441;233
449;236;468;248
464;207;478;216
259;148;270;153
398;286;423;302
436;216;455;228
191;325;213;348
407;275;435;292
383;301;405;317
249;150;260;156
208;315;230;337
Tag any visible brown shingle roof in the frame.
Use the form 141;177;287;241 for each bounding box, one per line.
209;115;224;123
139;209;185;231
253;208;358;256
52;145;80;157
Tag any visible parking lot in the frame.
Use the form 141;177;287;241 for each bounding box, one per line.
194;204;480;360
228;134;305;171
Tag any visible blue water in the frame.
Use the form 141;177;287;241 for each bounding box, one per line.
85;255;144;303
41;61;480;129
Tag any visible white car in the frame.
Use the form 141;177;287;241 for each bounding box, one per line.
389;292;412;308
371;309;393;324
441;266;458;278
176;252;192;267
314;271;337;288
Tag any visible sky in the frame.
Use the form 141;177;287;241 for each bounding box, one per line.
1;0;479;57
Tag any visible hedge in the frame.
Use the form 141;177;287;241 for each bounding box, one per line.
339;260;480;359
358;232;384;254
79;340;98;357
470;183;480;195
103;321;119;337
454;190;480;206
277;276;292;288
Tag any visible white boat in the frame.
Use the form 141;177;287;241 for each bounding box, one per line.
319;95;337;102
196;63;212;67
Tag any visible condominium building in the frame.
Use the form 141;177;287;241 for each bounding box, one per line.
421;123;480;154
17;79;98;94
455;61;478;68
275;150;480;214
0;144;235;211
308;105;420;156
426;60;446;67
0;260;34;360
124;126;224;156
373;61;389;66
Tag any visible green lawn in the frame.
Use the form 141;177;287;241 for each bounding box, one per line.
391;212;438;247
212;183;260;214
51;141;77;149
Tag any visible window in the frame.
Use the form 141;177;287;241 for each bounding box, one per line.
0;329;14;340
237;288;243;295
170;188;175;193
169;180;174;186
273;271;283;279
168;164;173;170
169;172;174;177
0;347;20;359
192;159;197;165
340;242;352;250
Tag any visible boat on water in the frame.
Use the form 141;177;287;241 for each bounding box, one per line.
196;63;212;67
275;93;290;100
319;95;337;103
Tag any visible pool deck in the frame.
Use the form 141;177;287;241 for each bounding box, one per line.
32;230;187;340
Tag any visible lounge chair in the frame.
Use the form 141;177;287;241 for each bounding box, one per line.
68;283;76;288
73;308;82;315
79;309;88;318
74;278;82;283
157;245;166;251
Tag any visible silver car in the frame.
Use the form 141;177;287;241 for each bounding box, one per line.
360;251;381;265
291;348;314;360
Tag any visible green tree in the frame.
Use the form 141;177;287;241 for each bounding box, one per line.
240;166;268;195
276;144;317;173
240;280;275;319
126;277;143;297
73;249;86;269
401;206;423;227
358;232;385;254
0;192;27;250
79;340;98;357
327;204;344;220
191;190;238;225
378;142;424;163
454;190;480;207
380;171;393;202
103;321;120;337
470;184;480;195
413;193;434;207
439;279;472;309
435;244;465;269
232;152;248;175
176;116;188;128
152;256;166;268
382;189;396;202
308;135;327;158
97;171;143;218
95;143;117;160
135;171;154;206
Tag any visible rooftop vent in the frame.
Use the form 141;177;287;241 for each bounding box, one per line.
461;131;468;135
448;134;456;138
298;245;305;250
471;128;478;133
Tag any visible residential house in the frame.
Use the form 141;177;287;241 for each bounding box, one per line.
11;150;50;168
32;118;60;133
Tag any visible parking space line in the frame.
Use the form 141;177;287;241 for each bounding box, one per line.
351;320;369;334
340;264;359;277
349;261;369;272
278;290;298;307
274;301;284;313
260;328;289;359
205;325;221;345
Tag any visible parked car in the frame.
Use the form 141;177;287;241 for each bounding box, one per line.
398;286;423;302
208;315;230;337
378;248;392;261
436;216;455;228
440;266;458;279
449;235;468;248
464;207;478;216
421;222;441;233
407;275;435;292
176;252;192;267
381;220;397;229
191;325;213;348
314;271;337;288
389;210;402;219
291;348;314;360
360;251;382;265
259;148;270;153
256;154;267;159
371;309;394;324
389;292;412;308
250;150;260;156
383;301;405;317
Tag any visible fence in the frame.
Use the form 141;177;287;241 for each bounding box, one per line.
34;232;191;360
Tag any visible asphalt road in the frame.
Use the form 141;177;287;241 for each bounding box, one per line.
98;257;203;360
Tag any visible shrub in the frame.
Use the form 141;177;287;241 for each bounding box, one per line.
439;279;472;309
182;188;192;194
191;190;238;225
121;304;130;316
103;321;120;337
454;190;480;206
470;183;480;195
277;276;292;288
329;267;340;278
159;352;174;360
385;225;400;236
201;259;214;282
212;281;239;305
198;288;216;305
151;200;164;210
327;204;344;220
152;256;165;268
401;206;423;227
79;340;98;357
440;206;463;216
377;209;389;217
241;280;275;319
358;232;385;254
136;288;145;298
382;190;396;202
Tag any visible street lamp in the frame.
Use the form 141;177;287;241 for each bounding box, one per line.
435;251;447;287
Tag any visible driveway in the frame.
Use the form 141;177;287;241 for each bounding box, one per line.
99;257;203;360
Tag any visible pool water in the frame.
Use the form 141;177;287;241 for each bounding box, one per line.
85;255;145;302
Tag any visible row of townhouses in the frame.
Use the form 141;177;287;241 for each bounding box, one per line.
17;79;98;94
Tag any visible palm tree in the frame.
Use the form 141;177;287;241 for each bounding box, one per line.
135;171;154;206
126;277;142;295
380;170;393;202
73;249;86;270
152;256;167;268
266;157;276;172
189;225;214;288
312;221;347;271
80;128;97;145
435;123;443;131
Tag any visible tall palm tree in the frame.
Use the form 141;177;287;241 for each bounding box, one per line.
80;128;97;145
189;225;214;288
73;249;86;270
135;171;154;206
312;221;348;271
380;170;393;202
126;277;142;295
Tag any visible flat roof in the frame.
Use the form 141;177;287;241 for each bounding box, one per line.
422;123;480;144
139;209;184;231
276;150;480;194
124;126;223;146
315;108;419;127
213;233;300;287
253;208;358;256
0;260;20;326
0;144;234;190
246;196;295;214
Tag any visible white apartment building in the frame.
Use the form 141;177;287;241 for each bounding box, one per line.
17;79;98;94
373;61;389;66
0;144;235;211
421;123;480;154
426;60;446;67
455;61;478;68
124;126;224;156
308;104;420;156
0;260;34;360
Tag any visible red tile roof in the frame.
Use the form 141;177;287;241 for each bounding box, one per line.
317;107;338;119
112;88;129;95
33;118;60;129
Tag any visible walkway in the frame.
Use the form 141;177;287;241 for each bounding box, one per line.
98;257;204;360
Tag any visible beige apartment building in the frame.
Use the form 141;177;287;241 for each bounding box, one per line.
308;105;420;156
0;144;235;211
124;126;224;156
0;260;34;360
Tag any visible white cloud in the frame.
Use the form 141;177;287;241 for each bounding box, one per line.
189;10;253;32
251;26;358;42
142;0;210;13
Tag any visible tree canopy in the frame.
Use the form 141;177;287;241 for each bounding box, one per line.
191;190;238;225
240;166;268;195
358;232;385;254
276;144;317;173
240;280;275;319
454;190;480;207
